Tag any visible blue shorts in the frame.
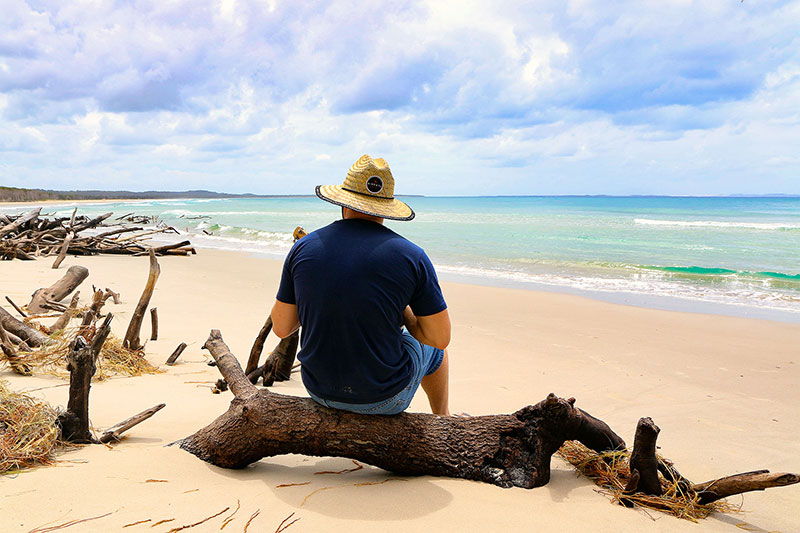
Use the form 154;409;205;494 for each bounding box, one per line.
308;330;444;415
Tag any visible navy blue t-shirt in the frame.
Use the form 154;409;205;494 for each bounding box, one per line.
276;218;447;403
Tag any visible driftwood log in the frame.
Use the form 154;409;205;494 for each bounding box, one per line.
251;330;299;386
150;307;158;341
246;315;272;375
179;330;625;488
28;265;88;313
52;231;74;269
55;314;113;443
166;342;188;365
622;416;799;505
123;250;160;351
624;417;662;496
0;306;49;347
50;292;80;333
4;296;27;318
0;321;31;375
99;403;166;444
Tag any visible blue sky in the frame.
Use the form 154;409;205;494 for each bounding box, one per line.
1;0;799;196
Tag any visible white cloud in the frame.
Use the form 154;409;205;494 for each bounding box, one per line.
0;0;798;194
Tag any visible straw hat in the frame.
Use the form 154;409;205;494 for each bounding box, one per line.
316;155;415;221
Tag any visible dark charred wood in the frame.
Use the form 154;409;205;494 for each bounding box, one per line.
261;330;299;386
246;315;273;375
179;330;625;489
90;313;113;360
56;336;98;444
624;417;662;496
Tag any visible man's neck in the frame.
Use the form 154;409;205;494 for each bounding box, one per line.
342;207;384;225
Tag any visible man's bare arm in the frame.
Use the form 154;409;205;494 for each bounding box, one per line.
271;300;300;338
403;306;451;350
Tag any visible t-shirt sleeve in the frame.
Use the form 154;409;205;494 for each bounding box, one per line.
409;250;447;316
275;248;297;305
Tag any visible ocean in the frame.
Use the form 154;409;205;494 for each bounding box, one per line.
5;196;800;322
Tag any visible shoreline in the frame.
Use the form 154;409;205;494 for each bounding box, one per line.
2;249;799;531
3;197;799;323
3;199;799;323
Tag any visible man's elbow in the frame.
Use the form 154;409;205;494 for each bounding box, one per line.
429;330;450;351
273;324;293;339
432;339;449;351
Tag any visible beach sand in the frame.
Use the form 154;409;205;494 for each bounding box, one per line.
2;250;799;532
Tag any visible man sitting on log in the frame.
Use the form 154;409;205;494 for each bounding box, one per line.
270;154;453;416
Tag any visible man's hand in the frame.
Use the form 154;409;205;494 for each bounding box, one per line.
403;306;450;350
271;300;300;338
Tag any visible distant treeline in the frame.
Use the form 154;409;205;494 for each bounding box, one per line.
0;186;283;202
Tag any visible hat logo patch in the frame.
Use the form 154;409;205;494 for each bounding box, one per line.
366;176;383;194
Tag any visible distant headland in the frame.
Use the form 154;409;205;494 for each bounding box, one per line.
0;186;309;202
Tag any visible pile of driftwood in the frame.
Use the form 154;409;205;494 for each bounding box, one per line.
0;253;166;446
0;207;195;263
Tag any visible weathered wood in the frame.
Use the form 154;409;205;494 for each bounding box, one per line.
28;265;89;313
105;288;121;304
692;471;800;504
99;403;166;444
79;289;105;336
91;313;113;361
150;307;158;341
150;240;191;254
51;231;74;269
5;296;27;318
50;292;80;332
166;342;188;365
71;212;112;233
123;250;160;351
0;207;41;238
0;321;31;375
55;315;113;444
259;330;299;386
624;417;662;496
94;226;142;239
179;330;625;488
0;306;49;347
245;315;273;375
56;336;97;443
2;210;192;261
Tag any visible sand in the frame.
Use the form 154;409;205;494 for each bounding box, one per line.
1;250;799;532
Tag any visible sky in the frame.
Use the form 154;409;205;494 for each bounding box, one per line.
1;0;799;196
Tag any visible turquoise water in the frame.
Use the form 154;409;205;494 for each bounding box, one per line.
6;196;800;319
